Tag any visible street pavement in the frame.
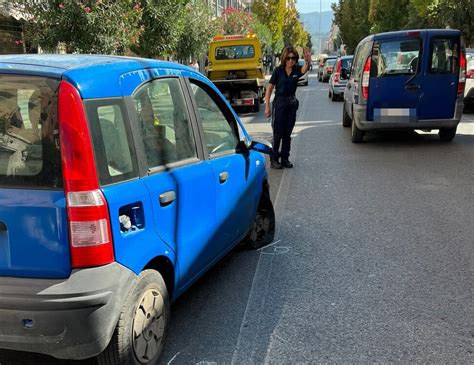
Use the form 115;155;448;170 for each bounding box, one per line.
1;71;473;364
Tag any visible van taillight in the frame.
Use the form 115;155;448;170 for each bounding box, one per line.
334;60;341;83
458;51;466;95
467;69;474;79
58;81;114;268
361;56;371;100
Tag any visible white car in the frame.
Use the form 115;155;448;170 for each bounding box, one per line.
464;58;474;108
297;59;309;86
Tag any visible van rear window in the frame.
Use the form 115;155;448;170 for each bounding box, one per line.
0;75;62;188
373;39;421;77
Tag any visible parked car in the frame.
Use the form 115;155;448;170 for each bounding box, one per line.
0;54;275;364
464;59;474;108
319;57;337;82
297;59;309;86
329;55;353;101
342;29;466;143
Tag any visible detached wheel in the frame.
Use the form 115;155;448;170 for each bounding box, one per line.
245;192;275;249
98;270;170;365
351;114;364;143
342;102;351;127
439;127;457;142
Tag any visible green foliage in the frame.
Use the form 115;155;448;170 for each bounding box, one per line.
369;0;410;33
175;1;218;62
253;22;273;54
131;0;187;58
333;0;474;51
282;6;309;49
14;0;142;54
217;8;254;35
252;0;285;54
332;0;371;54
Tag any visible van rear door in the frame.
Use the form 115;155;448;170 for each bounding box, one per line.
367;33;423;123
0;74;71;279
418;33;461;120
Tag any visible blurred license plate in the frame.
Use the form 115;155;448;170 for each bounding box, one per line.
374;108;417;123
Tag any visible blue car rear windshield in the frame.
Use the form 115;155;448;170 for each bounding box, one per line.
0;75;62;188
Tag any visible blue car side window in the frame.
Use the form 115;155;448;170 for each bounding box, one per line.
133;78;198;169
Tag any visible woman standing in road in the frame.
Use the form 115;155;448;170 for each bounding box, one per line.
264;46;311;168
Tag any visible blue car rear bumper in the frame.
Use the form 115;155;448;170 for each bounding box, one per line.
0;263;136;360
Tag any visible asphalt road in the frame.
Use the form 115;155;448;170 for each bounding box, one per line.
1;71;473;364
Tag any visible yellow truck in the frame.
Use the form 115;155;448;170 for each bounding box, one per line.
205;34;265;112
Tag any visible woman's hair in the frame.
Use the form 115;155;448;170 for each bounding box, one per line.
280;46;299;67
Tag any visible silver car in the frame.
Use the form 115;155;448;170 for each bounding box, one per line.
329;55;353;101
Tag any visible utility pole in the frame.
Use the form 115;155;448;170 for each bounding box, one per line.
318;0;322;54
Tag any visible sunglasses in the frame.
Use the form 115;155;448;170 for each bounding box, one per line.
288;56;298;61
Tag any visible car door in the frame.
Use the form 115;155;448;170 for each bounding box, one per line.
367;35;423;122
130;76;218;288
418;34;461;120
187;79;259;252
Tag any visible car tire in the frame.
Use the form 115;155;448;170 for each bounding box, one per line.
245;192;275;249
97;270;170;365
439;126;457;142
342;102;352;127
351;112;364;143
331;91;338;101
328;90;332;99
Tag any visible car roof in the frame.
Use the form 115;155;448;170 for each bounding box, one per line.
359;29;461;44
0;54;199;98
338;55;353;59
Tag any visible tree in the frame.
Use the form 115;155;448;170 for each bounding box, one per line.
252;0;285;54
13;0;142;54
282;6;309;49
332;0;371;53
369;0;410;33
175;1;218;63
131;0;187;58
217;7;254;35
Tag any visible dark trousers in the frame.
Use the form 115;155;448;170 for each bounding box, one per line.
272;96;298;161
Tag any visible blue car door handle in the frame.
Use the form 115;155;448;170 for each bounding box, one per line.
219;172;229;184
159;191;176;207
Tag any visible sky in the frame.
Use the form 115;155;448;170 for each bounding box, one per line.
295;0;333;14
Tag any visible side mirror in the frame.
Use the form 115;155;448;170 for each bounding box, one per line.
250;139;272;154
340;68;349;79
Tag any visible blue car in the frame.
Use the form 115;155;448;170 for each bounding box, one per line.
343;29;467;143
0;55;275;364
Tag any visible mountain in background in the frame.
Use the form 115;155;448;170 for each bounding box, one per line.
300;11;333;37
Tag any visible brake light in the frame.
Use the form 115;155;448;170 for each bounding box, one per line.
458;51;466;95
467;69;474;79
361;56;371;100
407;31;420;37
334;59;341;83
58;81;114;268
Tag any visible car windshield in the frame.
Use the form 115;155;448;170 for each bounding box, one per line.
326;59;336;67
341;57;353;70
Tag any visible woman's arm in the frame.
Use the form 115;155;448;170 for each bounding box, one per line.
264;82;274;117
